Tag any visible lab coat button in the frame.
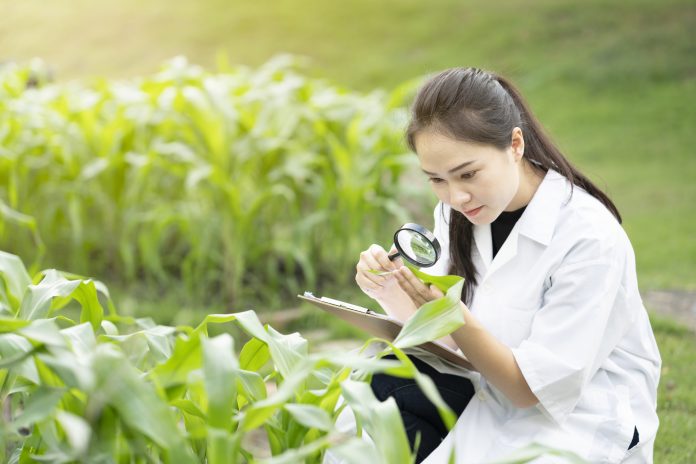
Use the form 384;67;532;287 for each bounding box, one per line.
476;390;487;401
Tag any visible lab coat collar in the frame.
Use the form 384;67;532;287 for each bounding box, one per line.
473;170;570;271
517;169;570;246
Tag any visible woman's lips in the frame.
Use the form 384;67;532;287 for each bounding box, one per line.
463;206;484;218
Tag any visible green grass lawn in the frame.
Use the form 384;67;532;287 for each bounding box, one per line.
3;0;695;459
651;314;696;462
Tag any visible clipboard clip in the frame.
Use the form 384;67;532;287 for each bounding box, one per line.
302;291;376;315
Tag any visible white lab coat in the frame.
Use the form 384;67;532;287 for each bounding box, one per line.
419;170;661;463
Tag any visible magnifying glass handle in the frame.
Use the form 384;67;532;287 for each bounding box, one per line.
388;251;400;261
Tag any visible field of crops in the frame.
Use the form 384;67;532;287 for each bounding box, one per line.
0;57;428;316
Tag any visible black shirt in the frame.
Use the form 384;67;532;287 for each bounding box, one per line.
491;206;526;258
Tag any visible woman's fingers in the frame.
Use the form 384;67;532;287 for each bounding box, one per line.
387;244;404;268
355;244;398;295
395;266;434;307
372;244;399;272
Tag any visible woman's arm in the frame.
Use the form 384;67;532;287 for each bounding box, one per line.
394;266;537;408
450;305;538;408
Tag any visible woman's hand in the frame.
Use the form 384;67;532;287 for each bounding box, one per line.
394;266;444;307
355;244;404;300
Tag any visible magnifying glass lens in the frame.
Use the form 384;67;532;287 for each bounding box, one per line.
391;223;440;267
395;230;437;264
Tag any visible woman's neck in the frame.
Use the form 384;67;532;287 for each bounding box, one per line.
505;161;545;211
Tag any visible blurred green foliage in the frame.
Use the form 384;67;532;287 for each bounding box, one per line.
0;57;423;311
2;0;694;292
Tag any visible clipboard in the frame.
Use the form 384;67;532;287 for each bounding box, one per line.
298;292;472;370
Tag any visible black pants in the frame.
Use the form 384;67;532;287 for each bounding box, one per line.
371;356;639;461
370;355;475;463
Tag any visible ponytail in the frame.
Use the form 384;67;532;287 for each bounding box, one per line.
494;74;622;223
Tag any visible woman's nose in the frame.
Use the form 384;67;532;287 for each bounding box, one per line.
450;187;472;207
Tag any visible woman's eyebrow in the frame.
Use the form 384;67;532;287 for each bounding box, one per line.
422;160;476;176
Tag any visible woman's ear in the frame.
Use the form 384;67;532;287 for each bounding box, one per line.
511;127;525;161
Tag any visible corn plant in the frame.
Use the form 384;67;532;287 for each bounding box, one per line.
0;56;421;309
0;250;476;463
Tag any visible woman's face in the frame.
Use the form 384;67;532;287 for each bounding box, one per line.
414;128;527;225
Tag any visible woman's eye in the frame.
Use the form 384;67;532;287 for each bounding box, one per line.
461;171;477;180
429;177;445;184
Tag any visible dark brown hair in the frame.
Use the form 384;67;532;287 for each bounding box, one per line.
406;68;621;304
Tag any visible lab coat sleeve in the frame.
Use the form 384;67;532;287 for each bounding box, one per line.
511;239;634;424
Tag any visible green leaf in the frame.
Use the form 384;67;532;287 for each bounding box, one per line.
37;348;95;390
101;324;175;364
11;387;65;431
149;331;202;389
55;410;91;457
393;277;465;349
202;334;239;429
239;360;314;431
266;327;308;379
284;403;333;432
327;437;382;464
0;333;38;381
404;264;463;294
171;399;206;419
18;271;78;321
195;311;268;342
239;336;270;372
60;322;97;358
234;368;267;407
206;427;241;464
0;250;31;312
90;344;196;461
19;318;66;347
340;380;414;464
259;434;333;464
0;348;35;369
316;351;409;377
17;271;105;331
0;317;30;333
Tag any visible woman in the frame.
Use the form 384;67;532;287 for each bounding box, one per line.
354;68;661;463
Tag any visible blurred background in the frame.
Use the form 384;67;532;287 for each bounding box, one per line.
1;0;694;459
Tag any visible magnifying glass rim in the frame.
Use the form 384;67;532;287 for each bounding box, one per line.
393;222;441;267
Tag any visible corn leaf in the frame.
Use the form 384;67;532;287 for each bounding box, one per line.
202;334;239;429
393;277;465;349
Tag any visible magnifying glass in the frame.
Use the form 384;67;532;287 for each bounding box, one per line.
387;223;441;268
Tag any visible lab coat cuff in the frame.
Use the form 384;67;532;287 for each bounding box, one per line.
512;343;577;425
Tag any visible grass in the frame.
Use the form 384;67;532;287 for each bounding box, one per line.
2;0;694;459
651;313;696;462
